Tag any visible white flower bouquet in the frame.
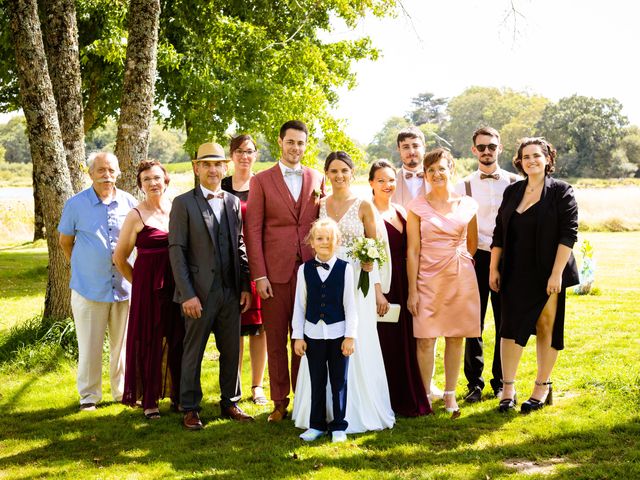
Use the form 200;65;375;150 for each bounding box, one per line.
346;236;388;297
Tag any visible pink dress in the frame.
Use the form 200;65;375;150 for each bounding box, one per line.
408;195;481;338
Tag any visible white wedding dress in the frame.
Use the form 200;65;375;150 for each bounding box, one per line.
292;197;395;433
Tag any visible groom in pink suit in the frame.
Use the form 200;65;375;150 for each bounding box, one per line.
244;120;325;422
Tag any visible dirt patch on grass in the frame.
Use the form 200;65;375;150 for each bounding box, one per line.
503;457;573;475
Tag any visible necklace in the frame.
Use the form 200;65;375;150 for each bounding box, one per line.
327;196;355;221
526;180;544;193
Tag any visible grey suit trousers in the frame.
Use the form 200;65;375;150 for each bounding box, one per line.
180;280;241;411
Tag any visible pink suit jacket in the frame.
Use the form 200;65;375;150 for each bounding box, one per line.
391;168;426;209
245;164;325;284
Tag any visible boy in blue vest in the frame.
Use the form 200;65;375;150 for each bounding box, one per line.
292;218;358;443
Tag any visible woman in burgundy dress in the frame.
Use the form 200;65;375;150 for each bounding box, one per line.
221;134;268;405
114;160;184;419
369;160;432;417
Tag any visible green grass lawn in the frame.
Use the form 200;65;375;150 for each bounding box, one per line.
0;232;638;479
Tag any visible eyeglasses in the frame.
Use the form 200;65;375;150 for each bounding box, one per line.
234;149;256;156
475;143;498;153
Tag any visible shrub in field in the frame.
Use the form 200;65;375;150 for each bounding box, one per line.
601;218;631;232
0;162;32;187
0;315;78;369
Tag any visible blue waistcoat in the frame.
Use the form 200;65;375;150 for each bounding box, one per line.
303;259;347;325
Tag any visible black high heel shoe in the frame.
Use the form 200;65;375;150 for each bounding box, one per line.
498;380;517;413
521;380;553;414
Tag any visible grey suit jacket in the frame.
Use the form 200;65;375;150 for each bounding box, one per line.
169;187;250;304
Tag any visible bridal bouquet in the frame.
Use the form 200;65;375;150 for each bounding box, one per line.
346;236;388;297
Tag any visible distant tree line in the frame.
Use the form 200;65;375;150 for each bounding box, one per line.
367;87;640;178
0;116;190;164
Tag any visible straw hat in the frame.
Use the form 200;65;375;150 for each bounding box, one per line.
193;142;228;162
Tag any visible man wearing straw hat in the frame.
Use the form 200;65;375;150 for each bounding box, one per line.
169;142;253;430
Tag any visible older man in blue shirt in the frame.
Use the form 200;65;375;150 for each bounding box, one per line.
59;152;137;411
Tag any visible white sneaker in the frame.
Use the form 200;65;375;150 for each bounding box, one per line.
331;431;347;443
299;428;325;442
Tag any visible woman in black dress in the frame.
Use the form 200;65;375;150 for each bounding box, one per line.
489;138;579;414
369;160;431;417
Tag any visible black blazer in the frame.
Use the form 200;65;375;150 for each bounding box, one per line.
169;187;251;304
491;175;580;288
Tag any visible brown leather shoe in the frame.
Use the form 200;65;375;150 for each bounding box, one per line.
267;405;288;422
182;411;203;430
221;405;254;422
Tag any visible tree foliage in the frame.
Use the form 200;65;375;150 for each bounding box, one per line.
535;95;629;177
405;92;448;127
2;0;398;165
444;86;548;163
0;115;31;163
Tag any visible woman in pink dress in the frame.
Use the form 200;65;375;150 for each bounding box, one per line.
407;148;481;418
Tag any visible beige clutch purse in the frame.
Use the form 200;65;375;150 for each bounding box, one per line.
377;303;400;323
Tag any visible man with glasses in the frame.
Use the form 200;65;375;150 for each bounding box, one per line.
392;126;427;208
455;127;520;403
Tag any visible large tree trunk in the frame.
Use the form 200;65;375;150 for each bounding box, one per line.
32;167;46;242
114;0;160;194
40;0;86;194
9;0;74;320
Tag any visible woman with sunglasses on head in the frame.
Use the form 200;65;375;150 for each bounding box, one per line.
407;148;481;418
490;138;579;414
293;151;395;433
114;160;184;419
221;134;268;406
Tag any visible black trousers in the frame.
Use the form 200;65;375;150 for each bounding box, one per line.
464;249;503;393
180;282;241;411
305;335;349;432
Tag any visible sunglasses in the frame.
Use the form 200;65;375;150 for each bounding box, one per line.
476;143;498;153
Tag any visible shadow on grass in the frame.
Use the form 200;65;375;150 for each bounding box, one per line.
1;355;639;479
0;395;638;479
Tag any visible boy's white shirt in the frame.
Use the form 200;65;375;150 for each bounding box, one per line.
291;255;358;341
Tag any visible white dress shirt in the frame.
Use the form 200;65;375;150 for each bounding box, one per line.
291;255;358;341
200;185;224;222
401;167;424;199
278;161;303;201
454;167;521;252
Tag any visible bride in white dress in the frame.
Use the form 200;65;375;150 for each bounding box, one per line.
292;151;395;433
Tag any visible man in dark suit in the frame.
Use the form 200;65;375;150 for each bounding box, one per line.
169;142;253;430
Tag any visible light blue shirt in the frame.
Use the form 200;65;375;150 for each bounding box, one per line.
58;186;137;302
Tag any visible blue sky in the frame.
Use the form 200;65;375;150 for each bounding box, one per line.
329;0;640;143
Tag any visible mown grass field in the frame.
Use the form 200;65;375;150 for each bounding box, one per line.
0;232;638;479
